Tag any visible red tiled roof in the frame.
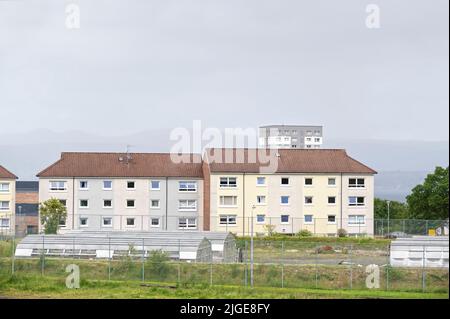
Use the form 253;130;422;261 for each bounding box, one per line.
37;153;204;178
0;165;17;179
204;148;377;174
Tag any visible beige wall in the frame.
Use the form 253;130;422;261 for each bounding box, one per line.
0;179;16;236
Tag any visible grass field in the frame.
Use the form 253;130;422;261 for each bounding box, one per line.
0;274;447;299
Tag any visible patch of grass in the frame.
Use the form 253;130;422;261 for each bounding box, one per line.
0;273;447;299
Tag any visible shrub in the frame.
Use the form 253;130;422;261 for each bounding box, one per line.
297;229;313;237
146;250;170;280
337;229;348;238
263;224;277;236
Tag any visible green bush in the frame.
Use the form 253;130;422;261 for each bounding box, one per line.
297;230;313;237
337;229;348;238
146;250;170;280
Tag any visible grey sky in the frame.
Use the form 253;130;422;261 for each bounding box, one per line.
0;0;448;141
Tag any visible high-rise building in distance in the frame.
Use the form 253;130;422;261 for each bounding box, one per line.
258;125;323;149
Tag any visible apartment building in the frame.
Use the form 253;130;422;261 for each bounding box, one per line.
0;165;17;236
259;125;323;149
37;153;204;233
15;181;39;237
203;149;376;236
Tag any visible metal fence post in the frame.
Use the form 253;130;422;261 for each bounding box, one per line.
108;236;111;281
281;241;285;288
315;245;318;289
41;235;45;276
386;244;390;291
142;238;145;283
244;241;248;287
210;261;213;287
177;262;181;286
349;244;353;290
11;235;15;275
422;245;426;293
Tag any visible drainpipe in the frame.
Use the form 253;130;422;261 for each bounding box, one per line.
165;177;169;230
243;173;246;237
72;177;75;230
340;173;343;231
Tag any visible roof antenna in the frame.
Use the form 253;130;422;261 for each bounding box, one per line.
126;144;133;165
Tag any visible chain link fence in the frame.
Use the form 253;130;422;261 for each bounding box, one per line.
0;235;448;294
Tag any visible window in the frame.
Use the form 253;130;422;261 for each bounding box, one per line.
328;196;336;205
306;137;312;142
102;217;112;227
151;200;160;209
0;201;10;211
219;196;237;207
328;178;336;186
281;215;290;224
79;181;89;190
50;181;67;191
304;196;313;205
179;181;197;192
59;218;66;227
179;199;197;211
178;217;197;229
304;178;313;186
220;177;237;188
220;215;237;225
314;137;321;143
256;215;265;223
281;196;290;205
304;215;313;224
349;178;365;188
127;200;135;208
150;181;160;190
349;196;365;207
328;215;336;224
103;180;113;190
103;200;113;208
126;218;135;227
306;145;312;149
151;218;160;227
127;181;136;190
281;177;290;186
349;215;365;225
59;200;67;207
0;218;10;228
0;183;10;192
256;195;266;205
256;177;266;186
80;217;88;227
79;200;89;208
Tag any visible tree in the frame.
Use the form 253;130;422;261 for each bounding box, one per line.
39;198;67;234
406;166;449;220
374;198;409;219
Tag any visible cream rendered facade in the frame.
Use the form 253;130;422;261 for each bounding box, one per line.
0;178;16;236
39;177;204;233
209;173;374;237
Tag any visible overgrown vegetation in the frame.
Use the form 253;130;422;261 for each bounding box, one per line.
39;198;67;234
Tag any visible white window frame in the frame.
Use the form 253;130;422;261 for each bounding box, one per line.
256;177;266;186
304;214;314;224
178;217;197;230
79;180;89;190
102;217;113;227
256;195;266;205
103;180;113;190
79;217;89;228
126;218;136;228
103;199;113;209
150;218;161;228
280;177;290;186
280;215;290;224
328;178;336;187
179;181;197;192
304;196;313;205
151;199;160;209
0;201;10;211
0;183;10;193
49;181;67;191
79;199;89;209
219;177;237;188
178;199;197;211
219;196;238;207
126;181;136;190
0;218;10;228
327;215;336;224
348;196;365;207
150;180;161;190
348;178;366;188
328;196;337;205
219;215;237;226
280;196;290;205
256;214;266;224
348;215;366;226
126;199;136;208
304;178;313;187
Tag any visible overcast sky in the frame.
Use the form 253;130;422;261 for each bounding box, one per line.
0;0;448;141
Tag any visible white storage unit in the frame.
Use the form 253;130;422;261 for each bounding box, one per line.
390;236;449;268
